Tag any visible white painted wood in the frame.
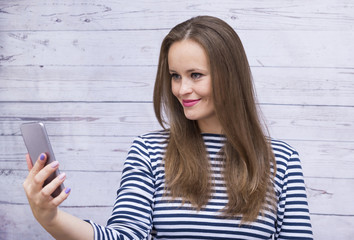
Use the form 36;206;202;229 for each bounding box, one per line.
286;140;354;179
1;170;353;214
0;0;353;31
306;177;354;215
311;215;354;239
1;66;353;106
0;136;133;171
0;66;156;102
1;103;353;141
1;30;353;68
2;136;353;178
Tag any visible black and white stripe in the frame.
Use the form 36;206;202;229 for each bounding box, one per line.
87;130;313;239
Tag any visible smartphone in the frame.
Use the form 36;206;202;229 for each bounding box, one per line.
20;122;64;198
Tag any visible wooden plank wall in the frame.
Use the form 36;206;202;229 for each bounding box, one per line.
1;1;353;239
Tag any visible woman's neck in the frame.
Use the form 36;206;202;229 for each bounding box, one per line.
197;118;223;134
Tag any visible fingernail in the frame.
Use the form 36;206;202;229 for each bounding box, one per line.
65;188;71;194
40;154;45;161
51;161;59;168
58;172;66;180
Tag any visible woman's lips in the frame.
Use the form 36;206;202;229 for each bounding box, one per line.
182;99;201;107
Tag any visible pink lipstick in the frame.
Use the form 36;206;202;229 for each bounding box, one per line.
182;99;201;107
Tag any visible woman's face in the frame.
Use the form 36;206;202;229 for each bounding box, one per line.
168;39;221;133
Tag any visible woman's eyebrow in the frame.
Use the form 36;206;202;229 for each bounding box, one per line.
170;68;204;72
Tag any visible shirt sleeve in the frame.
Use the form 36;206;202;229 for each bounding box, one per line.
275;150;313;239
86;136;155;240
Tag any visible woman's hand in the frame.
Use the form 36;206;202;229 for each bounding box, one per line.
23;153;71;227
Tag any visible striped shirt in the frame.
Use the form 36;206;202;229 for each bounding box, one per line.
86;130;313;239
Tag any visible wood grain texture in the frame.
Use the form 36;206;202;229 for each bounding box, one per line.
1;103;353;141
311;215;354;239
1;170;353;214
0;0;353;31
1;30;353;68
2;136;353;178
1;66;353;106
1;0;353;239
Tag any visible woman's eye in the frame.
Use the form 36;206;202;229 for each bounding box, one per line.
171;73;181;81
191;73;202;79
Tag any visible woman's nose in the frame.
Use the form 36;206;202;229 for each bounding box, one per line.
179;78;193;95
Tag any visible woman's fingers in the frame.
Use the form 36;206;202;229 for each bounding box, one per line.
35;161;71;205
40;171;71;207
41;172;66;199
23;153;71;225
24;153;48;194
25;154;33;170
51;187;71;207
28;153;47;179
33;160;60;188
25;153;61;195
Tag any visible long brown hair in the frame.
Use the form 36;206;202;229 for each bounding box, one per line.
153;16;276;222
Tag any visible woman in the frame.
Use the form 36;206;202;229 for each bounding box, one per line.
23;16;313;239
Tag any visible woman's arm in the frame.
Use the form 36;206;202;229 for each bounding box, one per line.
42;210;93;240
87;135;156;239
23;153;94;240
23;134;156;240
275;150;313;239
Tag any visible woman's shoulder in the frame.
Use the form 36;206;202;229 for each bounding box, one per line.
269;138;303;177
131;129;170;149
270;138;298;157
138;129;170;140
